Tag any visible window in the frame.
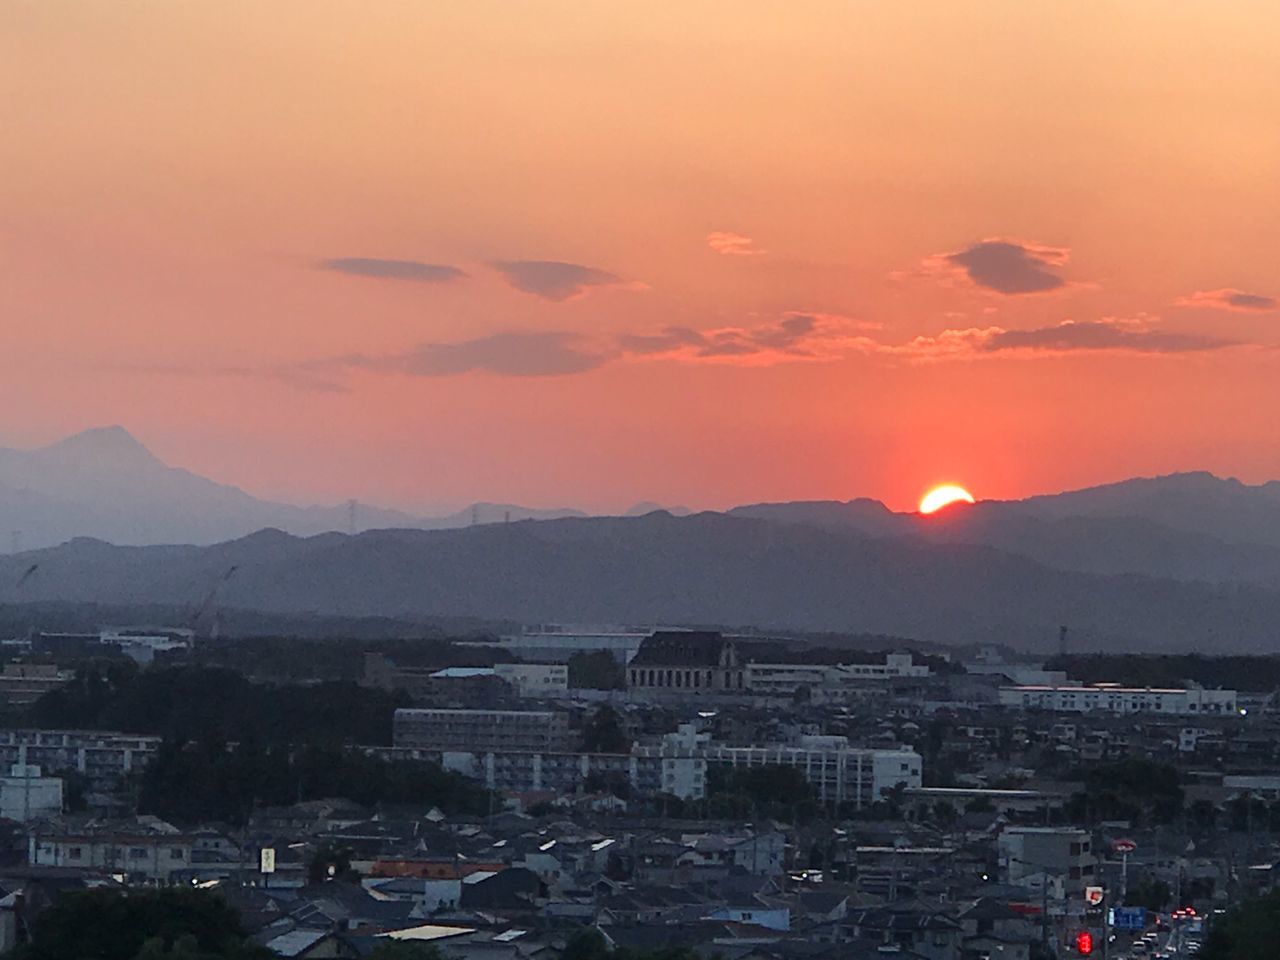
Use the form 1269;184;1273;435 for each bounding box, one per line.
68;846;82;860
131;847;148;859
171;848;185;860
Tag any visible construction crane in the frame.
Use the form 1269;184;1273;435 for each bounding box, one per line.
187;565;239;637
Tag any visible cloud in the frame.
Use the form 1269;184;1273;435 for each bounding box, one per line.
1175;288;1278;312
894;317;1236;361
490;260;632;301
328;331;610;378
318;257;467;283
925;239;1071;294
707;232;765;256
622;312;879;365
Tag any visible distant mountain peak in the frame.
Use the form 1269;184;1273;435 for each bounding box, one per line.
42;425;163;469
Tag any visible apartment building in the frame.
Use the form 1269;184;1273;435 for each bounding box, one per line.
0;663;74;709
392;708;574;753
0;729;161;789
0;765;63;821
1000;683;1239;716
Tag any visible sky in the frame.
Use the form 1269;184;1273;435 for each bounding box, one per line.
3;1;1279;513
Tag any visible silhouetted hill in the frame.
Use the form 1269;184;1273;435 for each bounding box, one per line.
731;497;1280;585
1014;471;1280;549
5;512;1280;653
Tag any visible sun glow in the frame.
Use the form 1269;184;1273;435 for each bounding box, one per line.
919;484;975;514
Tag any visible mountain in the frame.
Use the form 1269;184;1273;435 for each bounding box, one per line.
0;427;580;548
1013;471;1280;549
730;495;1280;586
4;512;1280;653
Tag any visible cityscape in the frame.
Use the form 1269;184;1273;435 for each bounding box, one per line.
3;3;1280;960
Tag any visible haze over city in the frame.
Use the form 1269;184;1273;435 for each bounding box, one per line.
5;3;1280;514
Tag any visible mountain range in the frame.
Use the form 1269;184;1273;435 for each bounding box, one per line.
3;426;1280;652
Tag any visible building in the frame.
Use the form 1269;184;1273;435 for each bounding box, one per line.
488;625;653;664
30;831;195;881
0;663;74;709
0;729;161;790
392;708;573;753
0;765;63;821
745;653;929;697
998;826;1096;885
999;683;1239;716
695;737;923;808
492;662;569;697
626;631;745;694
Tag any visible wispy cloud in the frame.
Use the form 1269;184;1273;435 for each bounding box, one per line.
892;317;1237;362
319;332;610;378
706;232;765;257
1175;288;1278;312
490;260;635;301
921;238;1072;294
318;257;467;284
621;312;879;365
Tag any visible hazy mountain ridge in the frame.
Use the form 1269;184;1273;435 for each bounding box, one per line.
4;512;1280;652
0;427;582;548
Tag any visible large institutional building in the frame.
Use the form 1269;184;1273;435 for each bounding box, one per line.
999;683;1239;716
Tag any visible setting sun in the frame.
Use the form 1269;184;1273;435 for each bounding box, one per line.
919;484;976;514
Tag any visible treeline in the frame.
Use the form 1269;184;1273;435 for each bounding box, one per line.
1047;653;1280;693
138;740;490;824
24;663;405;745
193;636;516;683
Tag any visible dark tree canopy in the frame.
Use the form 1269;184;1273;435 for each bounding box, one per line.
13;888;270;960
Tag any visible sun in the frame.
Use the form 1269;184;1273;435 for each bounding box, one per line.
919;484;975;514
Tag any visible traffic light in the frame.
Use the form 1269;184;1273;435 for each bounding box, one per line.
1075;930;1094;955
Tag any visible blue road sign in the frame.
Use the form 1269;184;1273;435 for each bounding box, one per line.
1111;906;1147;931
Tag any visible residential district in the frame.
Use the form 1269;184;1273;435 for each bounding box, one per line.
3;625;1277;959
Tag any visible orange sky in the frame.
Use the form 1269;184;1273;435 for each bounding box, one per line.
2;2;1279;513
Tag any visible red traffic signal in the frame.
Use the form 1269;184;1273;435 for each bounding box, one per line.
1075;931;1094;955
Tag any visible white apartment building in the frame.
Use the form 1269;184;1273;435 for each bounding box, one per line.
646;734;923;809
999;683;1238;716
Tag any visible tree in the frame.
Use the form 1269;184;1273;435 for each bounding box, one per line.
567;652;625;690
581;706;630;753
366;943;445;960
12;888;271;960
1126;877;1172;912
1200;890;1280;960
308;842;358;884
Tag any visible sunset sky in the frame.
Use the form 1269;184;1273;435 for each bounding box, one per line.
3;2;1279;513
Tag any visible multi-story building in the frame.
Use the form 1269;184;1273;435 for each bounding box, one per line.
745;653;929;697
0;729;161;790
998;826;1096;885
493;662;569;697
692;736;923;809
626;631;745;694
487;625;653;664
392;708;573;753
0;765;63;821
1000;683;1238;716
0;663;74;709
